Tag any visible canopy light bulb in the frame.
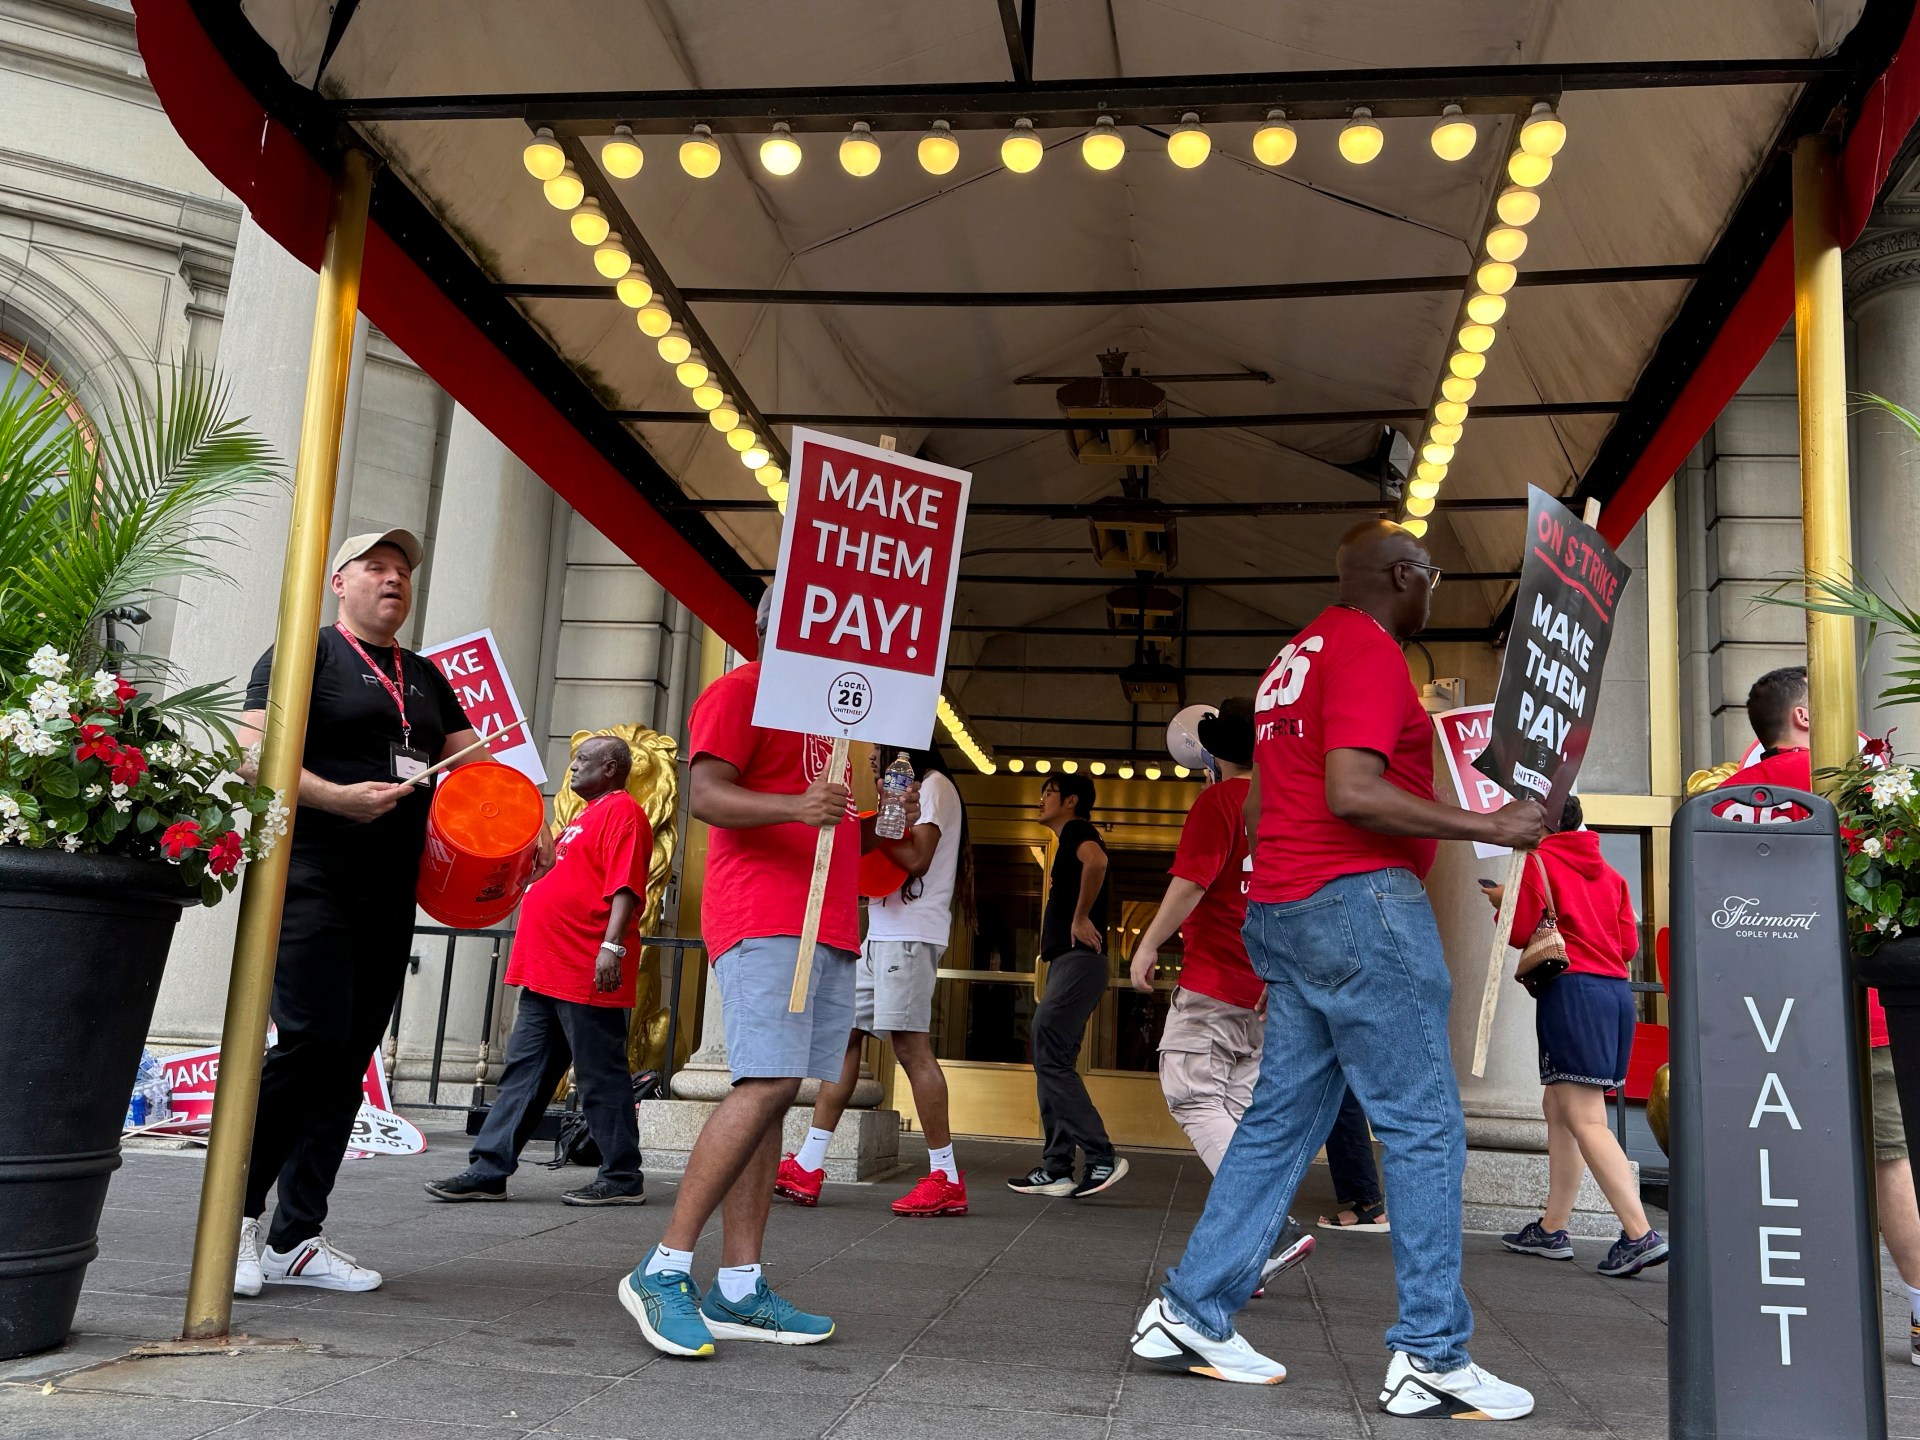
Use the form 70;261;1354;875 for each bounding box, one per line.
1007;758;1025;773
656;325;692;365
1145;764;1162;780
1520;102;1567;158
691;381;724;410
602;125;644;179
1002;118;1043;173
592;236;630;279
1448;350;1486;379
756;463;783;486
709;403;740;432
1430;104;1477;162
1082;116;1125;171
727;427;757;453
675;356;710;389
1408;477;1441;500
1089;761;1106;775
543;163;584;210
1496;185;1542;226
760;122;802;177
1416;460;1448;483
1402;517;1430;539
1117;763;1134;779
1484;226;1528;263
840;122;881;177
1441;374;1478;404
616;268;654;308
680;124;721;179
636;301;673;338
1339;107;1383;164
741;444;772;470
1433;399;1469;426
1508;150;1553;188
570;198;610;246
1428;422;1464;445
1465;292;1507;326
1174;764;1191;778
1061;760;1079;774
1252;109;1296;166
918;119;960;176
1167;112;1211;169
1457;322;1496;353
768;480;789;504
1421;442;1456;466
523;126;565;181
1406;495;1436;518
1034;759;1052;774
1475;260;1517;295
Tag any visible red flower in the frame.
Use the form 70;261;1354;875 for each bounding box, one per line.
160;820;202;859
113;675;138;706
75;724;118;766
1843;824;1863;854
207;830;243;877
110;744;148;788
1867;733;1898;768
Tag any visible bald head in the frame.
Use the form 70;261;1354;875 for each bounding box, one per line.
1334;519;1436;639
568;734;633;800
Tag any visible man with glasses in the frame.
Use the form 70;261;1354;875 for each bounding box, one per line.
1128;520;1547;1420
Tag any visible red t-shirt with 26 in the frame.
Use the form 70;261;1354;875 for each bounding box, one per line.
687;662;860;964
507;790;652;1008
1169;776;1262;1010
1251;606;1436;903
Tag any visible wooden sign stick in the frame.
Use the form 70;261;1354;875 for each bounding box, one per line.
789;733;851;1012
403;716;530;788
1469;497;1602;1077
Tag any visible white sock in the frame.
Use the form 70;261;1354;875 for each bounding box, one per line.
717;1263;763;1303
928;1143;959;1183
1907;1282;1920;1323
644;1244;695;1278
796;1127;833;1173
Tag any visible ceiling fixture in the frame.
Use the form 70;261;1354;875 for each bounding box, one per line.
756;462;783;486
1008;758;1026;773
1417;460;1447;483
691;379;725;410
727;427;758;453
1430;104;1476;161
1002;118;1043;173
569;198;610;246
543;163;584;210
918;119;960;175
1061;760;1080;774
760;122;802;176
1448;350;1486;379
1408;477;1441;500
1082;116;1125;170
709;401;740;432
592;235;630;279
1433;399;1469;425
1520;102;1567;158
656;325;693;365
1441;375;1477;404
523;127;565;180
1402;518;1430;538
675;352;710;389
1252;109;1296;166
602;125;644;179
1035;759;1053;774
1167;113;1211;168
1119;658;1184;705
1428;422;1463;445
1465;292;1506;325
1405;495;1436;518
1475;260;1518;295
840;122;881;176
1089;761;1106;776
636;300;673;338
1457;322;1495;354
1508;148;1553;188
741;443;772;469
1496;185;1542;226
615;266;653;308
1484;225;1528;262
680;124;721;178
1339;107;1383;164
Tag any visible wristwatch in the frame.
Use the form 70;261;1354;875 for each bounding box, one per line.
598;941;627;957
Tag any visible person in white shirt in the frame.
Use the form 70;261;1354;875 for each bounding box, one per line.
775;746;973;1216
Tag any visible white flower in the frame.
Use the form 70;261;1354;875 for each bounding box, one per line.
57;834;79;853
0;796;15;820
1864;836;1886;858
27;646;69;680
89;670;118;703
1870;767;1918;810
21;731;59;758
110;783;128;799
84;784;103;801
26;681;70;721
112;798;130;813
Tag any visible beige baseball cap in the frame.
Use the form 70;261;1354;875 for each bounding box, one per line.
331;528;424;576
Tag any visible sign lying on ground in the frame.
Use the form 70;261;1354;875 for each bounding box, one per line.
1432;703;1509;860
146;1041;424;1158
755;428;971;748
419;628;546;784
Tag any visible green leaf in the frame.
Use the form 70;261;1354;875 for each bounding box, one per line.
135;807;159;833
199;875;221;907
38;765;80;799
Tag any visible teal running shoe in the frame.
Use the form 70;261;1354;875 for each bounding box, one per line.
700;1278;835;1345
617;1267;715;1358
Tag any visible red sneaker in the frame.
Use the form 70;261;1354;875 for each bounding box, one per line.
891;1171;968;1217
774;1154;824;1207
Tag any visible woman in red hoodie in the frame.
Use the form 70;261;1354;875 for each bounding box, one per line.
1488;795;1668;1279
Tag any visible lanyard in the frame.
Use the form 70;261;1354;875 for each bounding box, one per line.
335;622;410;745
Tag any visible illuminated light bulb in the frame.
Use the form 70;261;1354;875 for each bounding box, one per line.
1339;107;1383;164
1496;185;1542;226
1430;104;1477;162
656;325;692;365
1035;759;1052;774
727;427;757;453
1428;422;1463;445
1089;761;1106;776
1061;760;1079;774
756;463;782;486
636;301;673;338
675;356;710;389
1408;477;1441;500
1465;292;1507;326
1002;118;1043;173
1167;112;1211;168
602;125;644;179
616;268;654;308
1458;322;1496;353
1082;115;1125;170
1508;149;1553;188
523;126;565;181
760;122;802;176
1402;516;1429;538
1174;765;1190;778
1253;109;1297;166
570;199;610;246
1007;758;1025;773
680;124;721;178
1520;102;1566;158
709;403;740;432
840;122;881;177
1416;460;1448;483
543;163;585;210
1145;764;1162;780
1406;495;1436;518
769;480;789;504
1117;763;1134;779
1485;225;1528;263
593;236;630;279
1448;350;1486;379
1441;374;1478;404
1476;260;1517;295
918;119;960;175
1422;442;1455;466
742;444;772;470
691;380;725;410
1433;399;1469;425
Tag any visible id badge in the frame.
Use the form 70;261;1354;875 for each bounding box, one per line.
390;744;430;783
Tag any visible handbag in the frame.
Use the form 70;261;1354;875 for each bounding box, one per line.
1514;851;1570;999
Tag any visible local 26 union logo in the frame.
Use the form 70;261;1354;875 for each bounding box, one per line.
1711;896;1818;939
827;671;872;725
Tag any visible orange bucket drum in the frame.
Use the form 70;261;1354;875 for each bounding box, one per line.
415;762;545;929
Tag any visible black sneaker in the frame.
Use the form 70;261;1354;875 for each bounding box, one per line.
1500;1219;1573;1261
561;1179;646;1207
1006;1166;1076;1196
423;1169;506;1202
1071;1157;1129;1198
1596;1228;1668;1277
1261;1216;1315;1281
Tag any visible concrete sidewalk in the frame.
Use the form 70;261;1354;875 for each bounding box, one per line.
2;1124;1916;1439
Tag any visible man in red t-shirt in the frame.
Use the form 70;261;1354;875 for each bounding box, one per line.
1131;522;1546;1418
424;735;651;1208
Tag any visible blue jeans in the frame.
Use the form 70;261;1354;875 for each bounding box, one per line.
1161;867;1472;1370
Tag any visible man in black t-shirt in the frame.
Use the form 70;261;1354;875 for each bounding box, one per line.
1008;773;1128;1199
231;528;480;1298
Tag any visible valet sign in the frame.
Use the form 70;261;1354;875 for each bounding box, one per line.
755;429;971;748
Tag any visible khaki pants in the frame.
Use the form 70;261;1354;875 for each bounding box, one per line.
1158;987;1263;1173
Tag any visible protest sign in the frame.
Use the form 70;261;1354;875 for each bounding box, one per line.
145;1040;423;1157
420;628;546;784
1432;704;1509;860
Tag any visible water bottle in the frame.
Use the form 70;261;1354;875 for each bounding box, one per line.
126;1050;156;1129
875;752;914;840
143;1058;173;1127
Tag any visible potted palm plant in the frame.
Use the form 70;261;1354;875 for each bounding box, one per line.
0;366;284;1359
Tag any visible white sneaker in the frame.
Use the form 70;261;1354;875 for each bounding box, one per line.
1129;1297;1287;1385
261;1234;383;1292
233;1217;263;1298
1379;1351;1534;1420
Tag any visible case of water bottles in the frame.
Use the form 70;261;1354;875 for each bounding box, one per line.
124;1048;173;1130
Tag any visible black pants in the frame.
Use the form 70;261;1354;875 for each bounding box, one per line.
1324;1085;1385;1208
1033;948;1115;1173
245;852;416;1252
468;990;643;1191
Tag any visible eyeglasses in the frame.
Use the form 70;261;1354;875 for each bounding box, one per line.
1381;560;1443;589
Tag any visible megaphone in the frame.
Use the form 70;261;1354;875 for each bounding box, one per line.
1167;704;1217;774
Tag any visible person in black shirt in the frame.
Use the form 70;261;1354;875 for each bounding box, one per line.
231;528;480;1297
1008;773;1129;1199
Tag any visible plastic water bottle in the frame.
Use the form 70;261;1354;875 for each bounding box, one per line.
142;1057;173;1127
876;752;914;840
126;1050;156;1129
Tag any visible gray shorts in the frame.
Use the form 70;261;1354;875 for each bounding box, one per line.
713;936;858;1082
855;940;944;1034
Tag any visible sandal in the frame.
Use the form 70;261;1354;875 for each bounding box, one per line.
1317;1198;1391;1233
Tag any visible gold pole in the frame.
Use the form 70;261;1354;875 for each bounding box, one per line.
181;150;375;1340
671;624;730;1046
1791;133;1859;789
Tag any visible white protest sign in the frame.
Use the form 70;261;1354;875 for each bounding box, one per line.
419;627;547;784
1433;704;1510;860
754;428;971;748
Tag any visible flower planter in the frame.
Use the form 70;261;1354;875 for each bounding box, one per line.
0;848;194;1359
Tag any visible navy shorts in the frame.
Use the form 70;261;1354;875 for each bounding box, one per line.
1535;973;1636;1088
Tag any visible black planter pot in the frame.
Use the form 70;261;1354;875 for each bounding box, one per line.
0;848;194;1359
1851;934;1920;992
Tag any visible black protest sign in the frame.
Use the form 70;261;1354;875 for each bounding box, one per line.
1473;487;1632;816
